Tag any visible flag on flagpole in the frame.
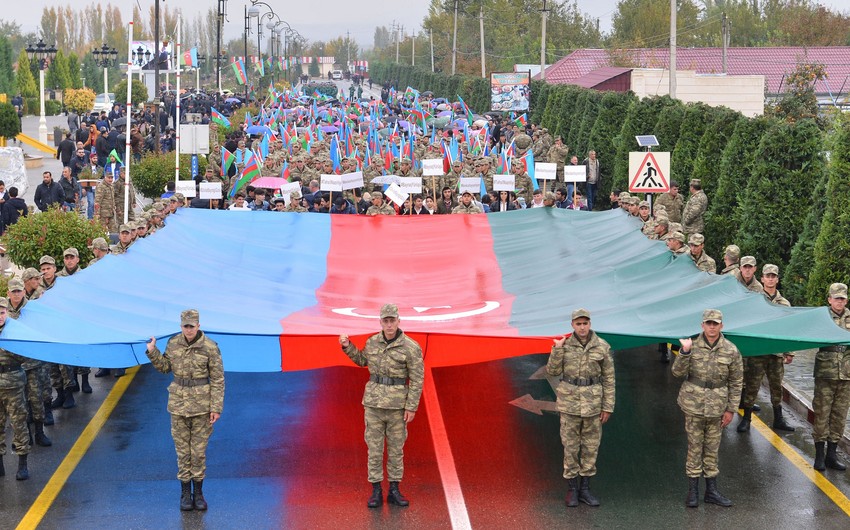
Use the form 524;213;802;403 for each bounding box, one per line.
514;113;527;128
231;153;260;197
211;108;231;128
181;47;198;68
232;60;247;85
221;147;235;175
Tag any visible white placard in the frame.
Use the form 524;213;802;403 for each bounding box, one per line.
370;175;401;186
493;174;516;192
199;182;222;199
342;171;365;190
398;176;422;195
459;177;480;196
175;180;196;198
384;183;407;207
422;159;444;176
320;174;343;192
280;182;301;206
564;165;587;183
535;162;556;180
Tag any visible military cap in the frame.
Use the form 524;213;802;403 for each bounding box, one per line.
629;197;640;205
702;309;723;323
690;178;701;187
762;264;779;276
829;283;848;299
671;231;686;243
7;278;24;292
290;191;302;200
638;200;650;209
741;256;757;267
142;211;152;220
461;190;473;197
452;160;463;166
39;255;56;266
668;222;683;234
22;268;42;281
571;308;591;321
554;135;562;141
399;157;411;164
63;247;79;258
655;205;667;212
655;217;670;227
181;309;200;326
169;195;180;202
151;208;163;217
724;244;741;259
0;298;7;309
688;233;705;246
175;193;185;201
380;303;399;319
119;224;132;233
153;202;166;212
618;192;631;201
89;237;109;251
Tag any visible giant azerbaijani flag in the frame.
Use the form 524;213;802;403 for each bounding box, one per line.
0;208;847;372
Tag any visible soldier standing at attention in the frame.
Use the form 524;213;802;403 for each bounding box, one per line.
719;245;741;275
0;298;33;480
145;310;224;511
546;308;615;507
682;178;707;237
673;309;743;508
339;304;425;508
812;283;850;472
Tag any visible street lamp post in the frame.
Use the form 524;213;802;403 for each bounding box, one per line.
25;39;57;145
92;42;119;97
131;46;152;83
196;53;206;92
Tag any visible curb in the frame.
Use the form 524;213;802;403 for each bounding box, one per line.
780;379;850;454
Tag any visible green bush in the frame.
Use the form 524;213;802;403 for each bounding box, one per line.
652;104;685;152
44;100;62;116
784;167;827;305
132;152;207;199
0;101;21;138
2;208;106;269
112;79;149;107
25;97;38;115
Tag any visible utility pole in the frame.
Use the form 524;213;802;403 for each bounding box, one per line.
397;25;402;63
216;0;225;95
412;31;415;66
479;3;485;78
721;12;729;74
154;0;161;154
430;28;434;73
452;0;458;75
346;30;351;70
540;0;549;81
669;0;676;99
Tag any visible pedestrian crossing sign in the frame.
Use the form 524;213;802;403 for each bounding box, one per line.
628;152;670;193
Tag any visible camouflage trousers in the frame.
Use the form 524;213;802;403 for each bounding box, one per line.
171;413;213;482
24;368;45;422
49;363;74;391
684;414;723;478
559;413;602;479
99;215;117;234
742;355;785;408
0;385;31;456
364;406;407;483
812;379;850;443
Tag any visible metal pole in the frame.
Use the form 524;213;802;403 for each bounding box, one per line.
124;21;134;225
244;6;249;102
175;14;181;185
154;0;161;153
452;0;458;75
216;0;222;94
479;4;485;78
430;28;434;73
540;0;548;81
721;12;728;74
412;31;415;67
104;66;109;97
38;68;47;144
669;0;676;99
396;26;400;63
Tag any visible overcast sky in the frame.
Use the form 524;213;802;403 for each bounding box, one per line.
11;0;850;48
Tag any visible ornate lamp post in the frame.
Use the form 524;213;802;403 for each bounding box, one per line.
92;42;119;96
25;39;57;144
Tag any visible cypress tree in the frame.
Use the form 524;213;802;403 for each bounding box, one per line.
15;49;37;98
574;91;602;158
671;102;713;182
690;106;742;197
565;89;589;152
652;102;685;152
588;91;635;207
784;167;827;306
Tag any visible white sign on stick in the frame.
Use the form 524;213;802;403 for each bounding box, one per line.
459;177;480;196
493;174;516;192
175;180;196;198
320;174;343;192
398;176;422;195
564;165;587;182
199;182;222;199
535;162;556;180
422;159;444;176
280;182;301;206
342;171;365;190
384;183;407;207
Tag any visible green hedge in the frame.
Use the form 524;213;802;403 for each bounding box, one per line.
132;152;207;199
2;208;106;269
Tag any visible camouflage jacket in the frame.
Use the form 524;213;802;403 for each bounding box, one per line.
548;144;569;168
56;265;80;277
26;287;43;301
452;202;483;214
513;172;534;206
0;324;28;389
40;277;56;291
7;300;41;371
720;263;739;276
763;290;792;357
95;181;116;217
343;330;424;412
814;308;850;380
113;177;137;218
546;331;615;417
691;251;716;273
672;332;743;417
734;271;764;293
682;190;707;235
654;192;684;223
641;217;655;237
366;204;396;216
111;241;132;255
146;330;225;416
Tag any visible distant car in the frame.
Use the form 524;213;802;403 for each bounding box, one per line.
332;70;343;80
92;93;115;113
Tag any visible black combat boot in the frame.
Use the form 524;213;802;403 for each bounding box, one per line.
94;368;111;377
192;480;208;510
367;482;383;508
62;390;76;409
578;476;600;506
69;374;80;393
686;477;699;507
43;402;54;426
565;478;579;507
387;481;409;506
16;455;29;481
50;389;66;409
81;374;92;394
736;408;752;433
0;455;4;476
703;477;732;507
825;442;847;471
658;343;670;363
772;406;794;432
752;404;761;412
34;421;52;447
814;442;827;471
114;368;126;377
180;481;194;510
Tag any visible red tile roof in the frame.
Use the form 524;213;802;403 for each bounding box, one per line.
539;47;850;95
568;67;633;89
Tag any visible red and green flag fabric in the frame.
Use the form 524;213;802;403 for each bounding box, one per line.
211;107;231;128
230;152;260;196
1;209;847;372
221;146;235;174
514;113;527;128
457;95;474;127
232;59;247;85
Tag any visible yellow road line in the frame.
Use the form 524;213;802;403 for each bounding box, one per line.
16;366;139;530
750;412;850;517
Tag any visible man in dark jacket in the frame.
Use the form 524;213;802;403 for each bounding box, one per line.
56;133;76;166
34;172;65;212
2;187;27;232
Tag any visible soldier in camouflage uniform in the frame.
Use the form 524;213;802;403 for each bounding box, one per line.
638;201;655;236
22;268;43;301
548;136;569;190
653;180;684;223
812;283;850;472
510;159;534;207
735;256;763;293
87;238;110;266
36;255;76;410
452;191;483;214
473;158;495;194
687;234;716;273
667;231;689;255
736;264;795;433
362;155;385;193
650;217;671;241
113;166;137;223
0;298;33;480
56;247;81;277
673;309;743;508
618;192;631;212
110;224;134;255
94;169;118;232
442;160;465;194
284;191;309;213
394;158;422;180
56;247;92;393
339;303;424;508
682;179;708;237
366;192;396;216
145;309;224;511
719;245;740;275
546;308;615;507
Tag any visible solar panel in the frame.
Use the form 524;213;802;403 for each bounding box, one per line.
635;135;659;147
